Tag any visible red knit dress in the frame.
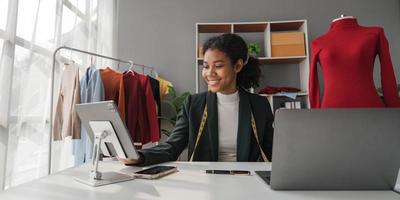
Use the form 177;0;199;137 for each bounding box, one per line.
309;18;400;108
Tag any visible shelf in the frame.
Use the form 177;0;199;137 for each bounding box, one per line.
197;58;203;65
197;24;231;33
263;56;307;64
270;20;305;31
198;56;307;65
233;23;268;32
259;92;308;97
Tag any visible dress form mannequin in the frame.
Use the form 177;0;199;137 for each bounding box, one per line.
309;17;400;108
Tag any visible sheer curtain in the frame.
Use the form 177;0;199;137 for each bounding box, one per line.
52;0;119;172
0;0;118;190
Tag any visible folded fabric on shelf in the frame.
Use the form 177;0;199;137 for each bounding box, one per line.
259;85;301;95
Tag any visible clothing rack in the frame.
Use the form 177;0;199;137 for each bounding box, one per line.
49;46;154;175
131;62;155;72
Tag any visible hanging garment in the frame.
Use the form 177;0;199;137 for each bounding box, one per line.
309;18;400;108
123;72;160;145
123;71;149;144
138;74;160;143
53;63;81;140
156;76;173;101
148;76;161;137
148;75;161;116
73;65;105;165
100;67;126;119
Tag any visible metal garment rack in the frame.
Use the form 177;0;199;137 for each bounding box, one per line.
49;46;153;175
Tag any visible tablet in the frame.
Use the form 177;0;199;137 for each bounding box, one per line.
75;101;139;159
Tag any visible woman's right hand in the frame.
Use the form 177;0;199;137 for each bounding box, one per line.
117;155;142;165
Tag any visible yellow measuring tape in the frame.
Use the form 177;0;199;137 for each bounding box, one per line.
189;104;269;162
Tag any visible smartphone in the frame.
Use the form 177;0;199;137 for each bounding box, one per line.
133;166;178;179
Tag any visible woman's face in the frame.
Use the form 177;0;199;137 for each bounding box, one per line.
202;49;243;94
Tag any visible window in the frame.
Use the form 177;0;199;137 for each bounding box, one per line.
62;5;82;34
16;0;56;49
9;46;51;116
0;0;111;190
35;0;56;49
92;0;98;11
16;0;40;41
0;39;3;56
0;0;8;30
5;45;50;189
70;0;86;14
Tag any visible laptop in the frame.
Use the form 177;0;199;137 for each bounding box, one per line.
257;108;400;190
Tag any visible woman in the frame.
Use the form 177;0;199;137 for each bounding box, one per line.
120;33;274;166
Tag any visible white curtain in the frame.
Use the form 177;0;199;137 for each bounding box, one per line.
52;0;119;173
0;0;118;190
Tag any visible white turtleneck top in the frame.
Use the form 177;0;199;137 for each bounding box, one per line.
216;91;239;161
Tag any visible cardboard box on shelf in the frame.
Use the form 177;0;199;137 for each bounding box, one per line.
271;32;305;57
198;47;203;58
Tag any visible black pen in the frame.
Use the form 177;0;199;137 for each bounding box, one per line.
204;170;251;175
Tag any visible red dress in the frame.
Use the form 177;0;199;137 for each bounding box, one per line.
309;18;400;108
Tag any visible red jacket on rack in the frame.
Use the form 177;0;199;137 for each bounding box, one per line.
137;73;160;143
309;18;400;108
123;71;160;145
123;71;149;144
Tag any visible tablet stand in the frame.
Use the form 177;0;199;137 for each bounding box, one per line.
74;121;134;187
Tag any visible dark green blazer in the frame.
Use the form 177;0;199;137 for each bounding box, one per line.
138;88;274;166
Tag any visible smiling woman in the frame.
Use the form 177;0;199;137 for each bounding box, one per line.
119;33;274;166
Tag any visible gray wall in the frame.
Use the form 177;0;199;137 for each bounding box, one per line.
117;0;400;94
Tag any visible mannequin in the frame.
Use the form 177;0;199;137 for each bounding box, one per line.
309;17;400;108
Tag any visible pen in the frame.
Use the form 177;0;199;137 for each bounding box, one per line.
205;170;251;175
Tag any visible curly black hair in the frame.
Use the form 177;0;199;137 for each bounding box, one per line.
202;33;261;89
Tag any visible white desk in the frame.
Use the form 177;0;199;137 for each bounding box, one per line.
0;161;398;200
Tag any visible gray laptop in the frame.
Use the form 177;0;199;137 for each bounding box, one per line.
266;108;400;190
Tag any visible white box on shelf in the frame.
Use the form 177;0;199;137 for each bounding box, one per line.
295;101;301;109
285;102;292;109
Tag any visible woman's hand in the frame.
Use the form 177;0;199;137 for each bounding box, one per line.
117;155;142;165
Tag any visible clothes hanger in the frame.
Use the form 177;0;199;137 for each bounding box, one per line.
149;68;159;78
126;64;136;75
152;68;159;78
332;14;356;22
90;55;95;67
150;68;154;77
64;56;75;66
64;50;75;66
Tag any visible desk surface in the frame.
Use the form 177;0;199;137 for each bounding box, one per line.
0;161;398;200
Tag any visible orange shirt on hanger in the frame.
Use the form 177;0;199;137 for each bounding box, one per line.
100;67;126;120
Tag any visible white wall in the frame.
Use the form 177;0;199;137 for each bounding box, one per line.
117;0;400;94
